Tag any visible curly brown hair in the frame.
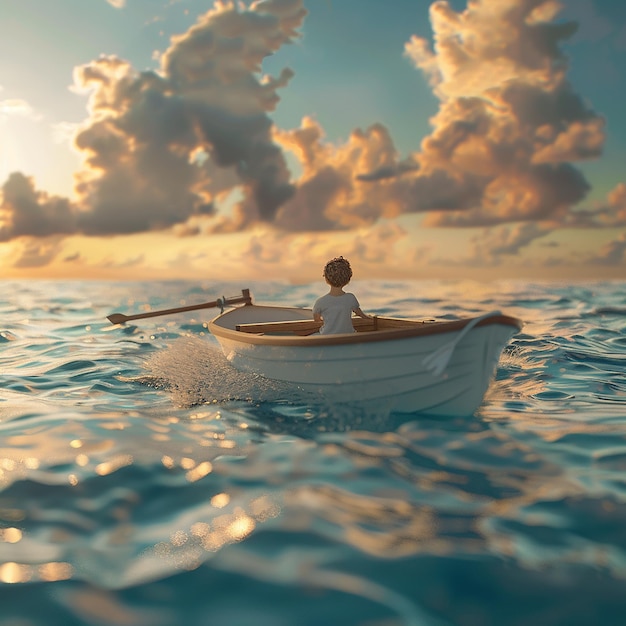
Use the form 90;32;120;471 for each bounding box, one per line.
323;256;353;287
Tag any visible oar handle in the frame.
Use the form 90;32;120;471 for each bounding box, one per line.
107;289;251;325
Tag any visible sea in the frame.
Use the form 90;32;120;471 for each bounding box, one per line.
1;279;625;626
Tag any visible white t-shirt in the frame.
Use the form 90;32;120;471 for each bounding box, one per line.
313;292;360;334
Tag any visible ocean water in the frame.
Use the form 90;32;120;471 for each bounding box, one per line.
1;279;625;626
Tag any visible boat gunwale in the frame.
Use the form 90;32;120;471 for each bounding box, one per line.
208;305;523;347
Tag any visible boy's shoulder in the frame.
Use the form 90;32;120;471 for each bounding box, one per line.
315;292;332;304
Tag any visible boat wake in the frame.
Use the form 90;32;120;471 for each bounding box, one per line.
134;336;296;408
132;336;404;434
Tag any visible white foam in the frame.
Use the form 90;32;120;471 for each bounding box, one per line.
142;336;296;408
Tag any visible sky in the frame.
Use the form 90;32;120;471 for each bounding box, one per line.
0;0;625;282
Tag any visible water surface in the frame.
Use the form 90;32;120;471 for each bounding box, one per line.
1;280;625;625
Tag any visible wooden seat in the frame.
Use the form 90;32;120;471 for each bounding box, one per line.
236;317;378;335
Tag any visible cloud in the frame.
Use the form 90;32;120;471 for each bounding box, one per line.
158;0;305;221
106;0;126;8
0;0;307;246
272;0;620;241
388;0;606;228
0;98;39;121
355;157;419;182
341;221;408;265
10;237;65;268
607;183;626;218
103;254;145;269
588;232;626;266
0;173;76;241
431;221;554;268
270;118;409;231
562;182;626;228
70;0;306;234
477;222;553;257
236;221;408;279
1;0;624;280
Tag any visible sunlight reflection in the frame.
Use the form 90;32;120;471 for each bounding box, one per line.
0;527;22;543
227;514;255;541
180;457;196;470
250;495;282;521
95;454;134;476
211;493;230;508
0;562;32;584
171;530;188;547
75;454;89;466
141;492;283;574
186;461;213;482
287;484;442;558
191;522;211;537
189;411;215;420
1;458;17;471
38;562;73;582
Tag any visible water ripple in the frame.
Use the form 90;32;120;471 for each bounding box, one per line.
1;280;625;625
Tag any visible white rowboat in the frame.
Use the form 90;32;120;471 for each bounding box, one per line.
208;291;522;417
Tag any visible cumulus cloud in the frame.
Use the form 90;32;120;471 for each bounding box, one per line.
355;157;419;182
0;173;76;241
1;0;624;278
106;0;126;8
270;118;409;231
393;0;606;228
607;183;626;219
271;0;620;243
1;0;306;243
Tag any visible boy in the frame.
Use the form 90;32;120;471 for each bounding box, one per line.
313;257;370;334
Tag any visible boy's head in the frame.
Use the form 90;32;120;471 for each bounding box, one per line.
323;256;352;287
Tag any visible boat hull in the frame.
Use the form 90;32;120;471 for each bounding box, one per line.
209;305;520;417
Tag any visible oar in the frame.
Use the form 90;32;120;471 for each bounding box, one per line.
106;289;251;325
422;311;501;377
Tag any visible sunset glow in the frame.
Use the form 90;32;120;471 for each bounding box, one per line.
1;0;624;280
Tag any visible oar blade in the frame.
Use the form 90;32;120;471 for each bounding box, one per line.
107;313;128;325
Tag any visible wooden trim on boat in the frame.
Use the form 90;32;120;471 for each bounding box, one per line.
210;307;523;347
236;317;381;335
237;319;318;334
